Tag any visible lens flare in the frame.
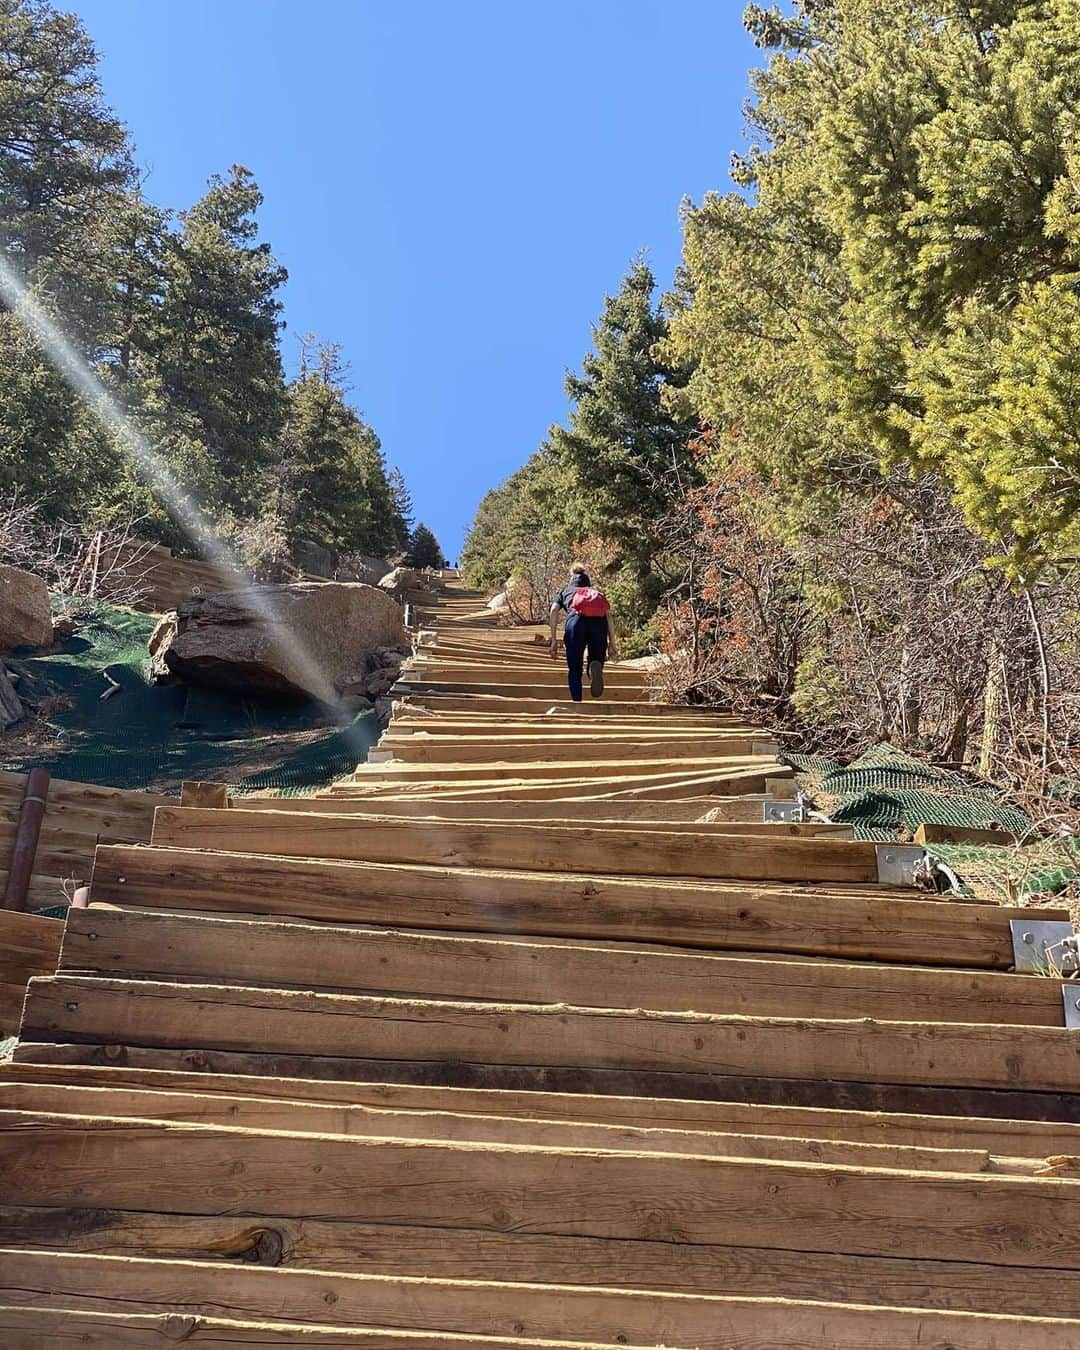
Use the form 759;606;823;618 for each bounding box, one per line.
0;258;371;747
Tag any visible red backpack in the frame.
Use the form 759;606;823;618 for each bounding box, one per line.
570;586;610;618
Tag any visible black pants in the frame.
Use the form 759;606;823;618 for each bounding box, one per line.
563;612;608;701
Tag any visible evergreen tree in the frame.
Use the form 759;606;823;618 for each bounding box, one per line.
549;259;697;629
405;522;443;568
0;0;142;519
262;341;402;559
0;0;132;330
460;451;560;591
387;465;413;552
667;0;1080;573
152;166;287;516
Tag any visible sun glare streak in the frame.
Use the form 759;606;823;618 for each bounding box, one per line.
0;258;369;745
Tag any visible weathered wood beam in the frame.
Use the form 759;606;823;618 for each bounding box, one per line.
5;1111;1080;1267
19;976;1080;1092
150;806;875;883
89;844;1047;967
58;907;1064;1026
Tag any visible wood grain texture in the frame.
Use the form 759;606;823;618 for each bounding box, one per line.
19;975;1080;1091
0;1082;995;1172
3;1248;1080;1349
9;1059;1080;1154
89;844;1049;967
4;1207;1080;1317
58;906;1064;1026
5;1110;1080;1267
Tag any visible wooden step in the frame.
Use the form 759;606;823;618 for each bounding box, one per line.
4;1249;1080;1348
6;1212;1080;1323
10;1060;1080;1156
149;807;879;884
5;1110;1080;1268
0;1082;996;1171
58;907;1066;1027
19;976;1080;1093
89;844;1042;967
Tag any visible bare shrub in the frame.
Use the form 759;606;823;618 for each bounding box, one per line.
653;467;1079;825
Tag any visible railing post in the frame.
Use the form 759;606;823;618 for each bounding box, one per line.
2;766;51;912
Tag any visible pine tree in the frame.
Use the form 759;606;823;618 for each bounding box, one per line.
387;465;413;552
151;166;287;516
549;259;697;627
405;522;443;569
0;0;132;331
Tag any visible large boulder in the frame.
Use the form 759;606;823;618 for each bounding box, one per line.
149;581;405;700
0;563;52;652
377;567;416;595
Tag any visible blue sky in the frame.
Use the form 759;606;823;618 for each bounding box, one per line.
71;0;758;558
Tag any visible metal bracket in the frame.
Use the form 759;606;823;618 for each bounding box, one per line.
752;740;781;758
1011;920;1077;975
875;844;927;887
1063;985;1080;1029
763;799;804;823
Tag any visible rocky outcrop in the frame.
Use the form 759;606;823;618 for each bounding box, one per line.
0;564;52;652
338;647;406;702
377;567;415;596
149;582;405;700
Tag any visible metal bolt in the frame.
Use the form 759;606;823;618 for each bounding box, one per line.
65;1001;78;1012
117;876;126;884
87;932;97;941
1022;933;1035;945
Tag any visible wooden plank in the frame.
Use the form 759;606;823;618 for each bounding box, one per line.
394;693;711;716
22;1041;1080;1122
397;680;649;702
150;806;878;883
380;736;760;763
403;664;648;687
347;754;780;783
58;907;1065;1026
9;1060;1080;1155
4;1249;1080;1349
90;844;1049;967
256;803;848;838
330;767;780;802
0;1083;993;1172
0;1306;628;1349
915;822;1017;846
0;911;62;985
7;1207;1080;1318
180;782;230;810
0;912;62;1034
242;795;768;823
21;976;1080;1091
6;1110;1080;1268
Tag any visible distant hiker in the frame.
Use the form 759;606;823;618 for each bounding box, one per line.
549;566;618;701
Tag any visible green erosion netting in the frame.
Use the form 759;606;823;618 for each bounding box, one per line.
925;837;1080;906
1;603;377;794
784;743;1031;837
783;742;1077;903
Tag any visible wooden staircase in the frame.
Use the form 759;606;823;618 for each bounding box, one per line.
2;575;1080;1346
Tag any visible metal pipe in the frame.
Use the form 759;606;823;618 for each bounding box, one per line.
2;766;51;912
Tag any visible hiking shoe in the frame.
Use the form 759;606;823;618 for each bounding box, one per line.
589;659;605;698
